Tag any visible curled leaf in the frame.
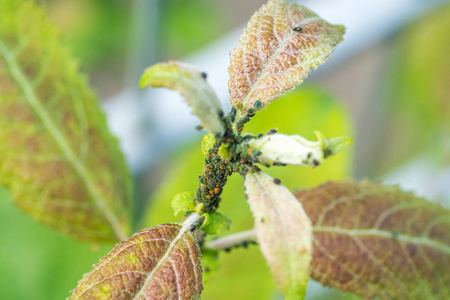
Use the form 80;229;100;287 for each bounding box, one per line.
246;132;351;167
69;214;203;299
218;143;231;161
201;133;216;158
244;172;312;299
296;181;450;299
201;211;231;236
140;61;225;135
228;0;344;115
0;0;131;242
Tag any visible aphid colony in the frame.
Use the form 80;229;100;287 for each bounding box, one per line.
196;100;273;213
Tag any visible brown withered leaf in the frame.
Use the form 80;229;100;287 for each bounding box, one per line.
245;172;312;299
69;216;203;299
296;181;450;299
228;0;344;115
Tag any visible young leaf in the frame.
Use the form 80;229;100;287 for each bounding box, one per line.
244;172;312;300
140;61;225;135
171;191;196;216
201;133;216;158
201;211;232;236
69;214;203;299
229;0;344;115
0;0;131;241
296;181;450;299
246;132;352;167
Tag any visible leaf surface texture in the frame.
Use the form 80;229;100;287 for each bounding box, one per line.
245;172;312;299
70;221;203;299
296;181;450;299
0;0;132;241
228;0;344;114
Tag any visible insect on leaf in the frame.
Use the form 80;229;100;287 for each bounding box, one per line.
140;61;225;135
245;131;352;167
0;0;132;242
69;214;203;300
244;172;312;300
296;181;450;299
229;0;345;116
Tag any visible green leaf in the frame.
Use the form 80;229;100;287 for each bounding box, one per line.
323;135;353;158
245;172;312;300
296;181;450;299
69;214;203;299
218;143;231;161
0;0;132;242
140;61;225;135
171;191;196;216
201;133;216;158
229;0;345;117
201;211;232;236
143;87;353;300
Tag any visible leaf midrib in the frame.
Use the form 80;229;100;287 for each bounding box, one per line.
239;9;320;112
0;39;127;241
132;214;200;299
313;226;450;254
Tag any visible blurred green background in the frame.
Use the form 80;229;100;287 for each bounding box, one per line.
1;0;450;299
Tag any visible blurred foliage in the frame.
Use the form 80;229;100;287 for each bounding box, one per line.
0;186;113;300
37;0;131;71
159;0;232;59
142;86;355;300
366;3;450;175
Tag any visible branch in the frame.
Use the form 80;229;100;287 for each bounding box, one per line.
205;229;257;251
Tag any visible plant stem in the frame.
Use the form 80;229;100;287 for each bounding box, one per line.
205;229;257;251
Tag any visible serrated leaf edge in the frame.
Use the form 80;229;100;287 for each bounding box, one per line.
238;15;322;112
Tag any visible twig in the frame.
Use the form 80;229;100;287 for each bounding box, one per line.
205;229;257;251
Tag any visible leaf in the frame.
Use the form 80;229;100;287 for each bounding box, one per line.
228;0;344;115
69;214;203;299
140;61;225;135
246;131;352;167
201;133;216;158
296;181;450;299
244;172;312;300
0;0;131;242
201;211;232;236
171;191;196;216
